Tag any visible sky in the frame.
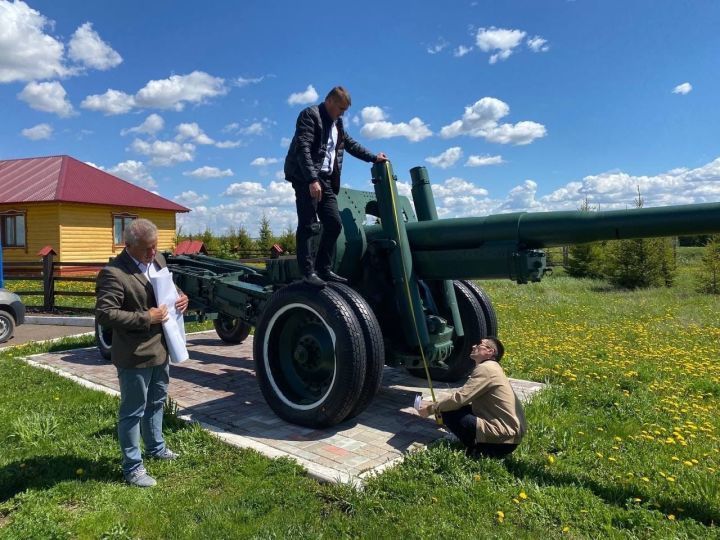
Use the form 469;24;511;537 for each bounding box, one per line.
1;0;719;236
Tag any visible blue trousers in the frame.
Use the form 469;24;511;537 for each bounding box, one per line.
116;362;169;476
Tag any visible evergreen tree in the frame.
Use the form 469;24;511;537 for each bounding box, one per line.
566;198;603;278
235;225;256;258
276;226;296;254
696;234;720;294
256;214;275;255
600;188;676;289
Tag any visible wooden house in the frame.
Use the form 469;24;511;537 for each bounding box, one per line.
0;155;189;264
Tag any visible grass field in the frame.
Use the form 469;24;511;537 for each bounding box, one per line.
0;250;718;538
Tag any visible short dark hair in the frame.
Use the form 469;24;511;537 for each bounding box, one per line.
326;86;351;106
486;336;505;362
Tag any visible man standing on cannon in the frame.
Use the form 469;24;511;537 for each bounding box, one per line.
284;86;388;287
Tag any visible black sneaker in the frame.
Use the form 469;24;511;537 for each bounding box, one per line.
303;272;326;288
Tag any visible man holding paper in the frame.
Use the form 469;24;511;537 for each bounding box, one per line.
96;218;189;487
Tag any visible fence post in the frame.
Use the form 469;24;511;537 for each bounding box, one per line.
38;246;56;311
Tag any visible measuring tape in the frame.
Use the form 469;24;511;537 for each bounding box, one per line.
383;163;443;425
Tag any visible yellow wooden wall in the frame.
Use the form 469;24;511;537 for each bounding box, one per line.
0;203;60;263
0;202;178;263
58;203;177;262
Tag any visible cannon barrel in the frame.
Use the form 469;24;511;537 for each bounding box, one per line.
367;203;720;250
362;201;720;282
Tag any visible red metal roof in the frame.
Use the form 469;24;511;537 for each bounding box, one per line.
0;155;189;212
173;240;207;255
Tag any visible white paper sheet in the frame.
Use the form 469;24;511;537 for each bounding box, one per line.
149;266;188;364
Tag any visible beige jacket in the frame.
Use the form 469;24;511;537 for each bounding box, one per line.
433;360;527;444
95;250;168;369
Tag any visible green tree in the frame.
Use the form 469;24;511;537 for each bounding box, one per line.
566;198;604;278
600;188;676;289
256;214;276;255
235;226;256;258
276;227;296;254
695;234;720;294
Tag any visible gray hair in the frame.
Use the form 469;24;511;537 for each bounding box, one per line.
124;218;158;246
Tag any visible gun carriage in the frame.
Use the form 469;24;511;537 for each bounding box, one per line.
96;162;720;427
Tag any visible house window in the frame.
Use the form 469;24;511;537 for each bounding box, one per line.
113;214;137;245
0;211;26;247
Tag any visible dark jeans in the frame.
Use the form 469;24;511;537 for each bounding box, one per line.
293;178;341;276
441;406;518;459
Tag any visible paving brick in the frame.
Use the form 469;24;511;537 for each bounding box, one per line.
25;331;545;485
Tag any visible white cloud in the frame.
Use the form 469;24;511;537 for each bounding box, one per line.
18;81;74;117
426;147;463;169
251;157;279;167
134;71;227;110
129;138;195;167
68;22;122;70
175;122;215;145
672;82;692;95
234;75;264;87
526;35;549;53
106;160;157;189
0;0;68;83
360;106;386;123
215;140;243;149
280;137;291;148
121;113;164;136
439;97;546;145
183;166;233;179
465;154;504;167
21;123;52;140
359;106;432;142
454;45;473;57
174;190;209;205
287;84;318;106
223;181;266;196
476;27;526;64
81;89;135;115
240;122;265;135
222;122;239;133
427;38;448;54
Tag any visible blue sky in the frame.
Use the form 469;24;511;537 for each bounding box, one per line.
1;0;719;235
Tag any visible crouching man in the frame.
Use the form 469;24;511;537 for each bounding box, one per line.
418;337;526;458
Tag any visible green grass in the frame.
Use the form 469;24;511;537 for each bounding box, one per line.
1;250;719;538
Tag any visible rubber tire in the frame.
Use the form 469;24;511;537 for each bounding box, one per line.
253;282;367;428
95;320;112;361
327;282;385;421
460;280;498;337
0;310;15;343
213;315;252;343
407;281;487;382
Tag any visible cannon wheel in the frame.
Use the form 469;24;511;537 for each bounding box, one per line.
460;280;498;337
327;282;385;421
95;320;112;361
253;282;367;428
407;281;487;383
213;314;252;343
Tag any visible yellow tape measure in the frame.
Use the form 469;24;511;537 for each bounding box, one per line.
384;163;443;425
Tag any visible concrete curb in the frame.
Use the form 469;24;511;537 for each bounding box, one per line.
25;315;94;327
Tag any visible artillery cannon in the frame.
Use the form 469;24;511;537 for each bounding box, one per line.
96;162;720;427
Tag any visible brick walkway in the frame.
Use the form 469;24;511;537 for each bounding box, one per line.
25;331;545;485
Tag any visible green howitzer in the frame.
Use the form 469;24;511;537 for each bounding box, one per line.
96;161;720;428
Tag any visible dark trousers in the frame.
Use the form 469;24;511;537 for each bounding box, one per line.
442;406;518;459
293;178;342;276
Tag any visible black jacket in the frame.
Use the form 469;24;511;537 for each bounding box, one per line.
284;103;376;194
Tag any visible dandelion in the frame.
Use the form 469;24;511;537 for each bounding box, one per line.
512;498;520;504
547;455;555;465
668;514;676;521
496;510;505;523
562;526;570;533
473;474;482;482
76;468;84;476
519;491;528;500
